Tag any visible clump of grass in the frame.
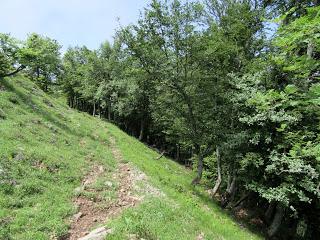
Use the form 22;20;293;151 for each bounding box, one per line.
8;95;19;104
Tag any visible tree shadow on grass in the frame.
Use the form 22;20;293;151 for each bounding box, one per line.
1;77;97;142
191;186;266;238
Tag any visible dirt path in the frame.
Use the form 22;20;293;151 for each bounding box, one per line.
107;137;143;215
67;136;142;240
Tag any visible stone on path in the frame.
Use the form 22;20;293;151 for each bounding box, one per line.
78;227;112;240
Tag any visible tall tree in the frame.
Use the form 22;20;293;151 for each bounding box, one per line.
23;33;61;91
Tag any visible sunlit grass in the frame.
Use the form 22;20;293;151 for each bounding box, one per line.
0;76;262;239
0;76;115;239
106;123;262;240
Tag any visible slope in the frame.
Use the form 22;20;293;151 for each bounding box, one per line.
0;76;262;239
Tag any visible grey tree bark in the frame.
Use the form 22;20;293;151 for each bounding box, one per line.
107;101;111;121
267;203;284;238
226;171;237;202
191;145;212;185
307;40;314;59
265;201;276;225
139;119;145;141
210;147;222;196
192;152;204;185
93;102;96;116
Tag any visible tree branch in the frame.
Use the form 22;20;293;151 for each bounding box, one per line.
0;65;26;78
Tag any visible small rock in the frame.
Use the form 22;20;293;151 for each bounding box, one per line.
196;232;205;240
0;85;6;91
14;151;25;161
74;186;84;195
128;234;138;240
104;181;113;188
83;179;91;186
73;212;83;221
78;227;112;240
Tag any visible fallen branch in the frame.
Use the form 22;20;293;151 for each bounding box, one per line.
155;151;165;160
232;193;250;208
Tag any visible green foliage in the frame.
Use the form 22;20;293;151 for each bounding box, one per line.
2;0;319;238
273;6;320;84
0;33;24;77
23;33;62;90
106;123;261;240
0;76;261;239
0;33;62;91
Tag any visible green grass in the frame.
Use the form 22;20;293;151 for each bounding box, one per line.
105;124;262;240
0;76;262;239
0;76;115;239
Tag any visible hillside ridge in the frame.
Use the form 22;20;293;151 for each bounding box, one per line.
0;76;261;239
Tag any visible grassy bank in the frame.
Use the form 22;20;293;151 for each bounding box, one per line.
0;76;261;239
0;76;115;239
106;123;262;240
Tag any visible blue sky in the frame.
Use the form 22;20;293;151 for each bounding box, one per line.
0;0;150;51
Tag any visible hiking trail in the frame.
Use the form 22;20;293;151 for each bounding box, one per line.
67;136;145;239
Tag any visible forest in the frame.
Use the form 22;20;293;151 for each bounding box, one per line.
1;0;320;239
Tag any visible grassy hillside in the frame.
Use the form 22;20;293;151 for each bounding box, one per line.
0;76;262;239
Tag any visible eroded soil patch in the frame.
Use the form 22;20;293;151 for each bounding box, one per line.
67;136;162;239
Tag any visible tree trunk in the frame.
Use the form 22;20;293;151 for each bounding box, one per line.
267;203;284;238
227;174;231;192
265;201;276;225
191;144;203;185
108;101;111;121
139;119;145;141
93;102;96;116
307;40;314;59
227;171;237;201
68;97;71;108
210;147;222;196
113;112;117;123
192;154;204;185
176;144;180;161
98;102;101;118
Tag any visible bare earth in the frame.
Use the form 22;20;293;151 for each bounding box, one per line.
67;136;143;240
